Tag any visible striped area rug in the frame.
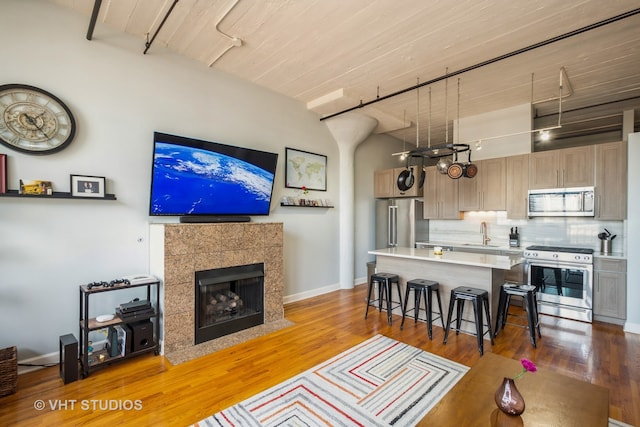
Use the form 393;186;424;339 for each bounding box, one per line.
194;334;469;426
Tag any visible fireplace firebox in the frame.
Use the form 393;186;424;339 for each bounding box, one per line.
195;263;264;345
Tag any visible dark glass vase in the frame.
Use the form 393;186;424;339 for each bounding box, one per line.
495;377;525;415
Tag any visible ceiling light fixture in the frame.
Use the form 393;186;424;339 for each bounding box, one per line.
539;130;551;141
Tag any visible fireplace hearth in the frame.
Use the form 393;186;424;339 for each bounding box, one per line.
195;263;264;345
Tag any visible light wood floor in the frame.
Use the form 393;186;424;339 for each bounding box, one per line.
1;283;639;426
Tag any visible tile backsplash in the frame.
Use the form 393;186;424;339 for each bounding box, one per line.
429;211;625;254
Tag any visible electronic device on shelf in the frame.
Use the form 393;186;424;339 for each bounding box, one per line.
96;314;115;323
122;274;158;286
116;307;155;321
119;298;151;313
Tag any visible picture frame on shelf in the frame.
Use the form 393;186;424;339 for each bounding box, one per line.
19;179;52;195
71;175;106;198
285;147;327;191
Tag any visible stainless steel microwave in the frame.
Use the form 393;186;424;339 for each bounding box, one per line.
528;187;595;217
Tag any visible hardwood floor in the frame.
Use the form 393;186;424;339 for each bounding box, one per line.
1;283;638;426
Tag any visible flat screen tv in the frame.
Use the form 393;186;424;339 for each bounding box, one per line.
149;132;278;218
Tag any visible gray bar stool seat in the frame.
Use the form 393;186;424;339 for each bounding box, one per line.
365;272;402;325
494;283;542;348
400;279;444;340
443;286;494;355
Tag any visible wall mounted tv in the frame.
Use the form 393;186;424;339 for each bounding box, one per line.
149;132;278;220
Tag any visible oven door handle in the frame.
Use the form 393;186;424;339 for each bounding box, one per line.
526;260;592;270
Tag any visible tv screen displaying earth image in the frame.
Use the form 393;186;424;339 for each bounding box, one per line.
149;132;278;217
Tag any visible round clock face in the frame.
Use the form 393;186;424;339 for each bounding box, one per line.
0;84;76;155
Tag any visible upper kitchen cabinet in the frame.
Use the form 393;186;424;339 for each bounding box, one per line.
506;154;530;219
595;141;627;220
529;145;595;189
374;169;395;198
374;167;421;198
423;166;461;219
458;157;506;211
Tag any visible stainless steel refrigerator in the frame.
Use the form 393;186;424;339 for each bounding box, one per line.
375;198;429;249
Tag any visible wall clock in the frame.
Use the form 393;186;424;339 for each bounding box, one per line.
0;84;76;155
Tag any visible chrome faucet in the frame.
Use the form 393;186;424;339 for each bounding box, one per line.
480;221;491;246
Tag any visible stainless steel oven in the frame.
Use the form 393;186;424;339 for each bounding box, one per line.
524;245;594;323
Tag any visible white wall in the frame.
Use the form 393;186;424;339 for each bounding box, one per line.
456;103;533;159
625;132;640;333
0;0;342;359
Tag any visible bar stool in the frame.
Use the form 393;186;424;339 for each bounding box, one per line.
365;272;402;325
443;286;494;355
400;279;444;340
494;283;542;348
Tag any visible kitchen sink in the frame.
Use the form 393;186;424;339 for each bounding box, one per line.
460;243;500;248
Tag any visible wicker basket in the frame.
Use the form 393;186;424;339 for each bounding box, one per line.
0;346;17;397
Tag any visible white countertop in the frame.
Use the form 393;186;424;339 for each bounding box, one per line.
416;241;521;252
368;247;524;270
416;241;627;260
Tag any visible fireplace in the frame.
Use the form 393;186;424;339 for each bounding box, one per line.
150;222;287;365
195;263;265;345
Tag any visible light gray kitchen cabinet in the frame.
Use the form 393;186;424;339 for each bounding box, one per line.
374;167;421;198
593;258;626;323
423;166;461;219
506;154;529;219
529;145;595;189
374;168;395;198
595;141;627;220
458;157;506;211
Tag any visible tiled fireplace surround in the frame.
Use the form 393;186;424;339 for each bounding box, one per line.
150;222;289;365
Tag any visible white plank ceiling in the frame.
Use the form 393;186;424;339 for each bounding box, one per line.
49;0;640;148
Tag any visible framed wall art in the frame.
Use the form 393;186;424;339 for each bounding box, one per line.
71;175;105;198
285;147;327;191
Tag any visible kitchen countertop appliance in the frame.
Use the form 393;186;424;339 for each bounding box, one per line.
524;245;594;323
528;187;595;217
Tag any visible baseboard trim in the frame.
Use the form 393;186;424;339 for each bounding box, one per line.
284;283;341;304
18;351;58;375
623;321;640;335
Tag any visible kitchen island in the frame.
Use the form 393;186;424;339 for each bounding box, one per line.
368;247;525;336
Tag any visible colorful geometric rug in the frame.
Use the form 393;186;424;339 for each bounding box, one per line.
193;334;469;426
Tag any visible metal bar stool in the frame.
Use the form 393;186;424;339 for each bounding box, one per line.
400;279;444;339
494;283;542;348
443;286;494;355
365;272;402;325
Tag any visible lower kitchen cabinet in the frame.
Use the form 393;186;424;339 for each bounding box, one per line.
593;258;626;323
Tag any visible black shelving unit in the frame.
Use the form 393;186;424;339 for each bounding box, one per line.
78;280;159;378
0;189;116;200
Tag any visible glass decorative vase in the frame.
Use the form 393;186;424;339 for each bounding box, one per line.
495;377;525;416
